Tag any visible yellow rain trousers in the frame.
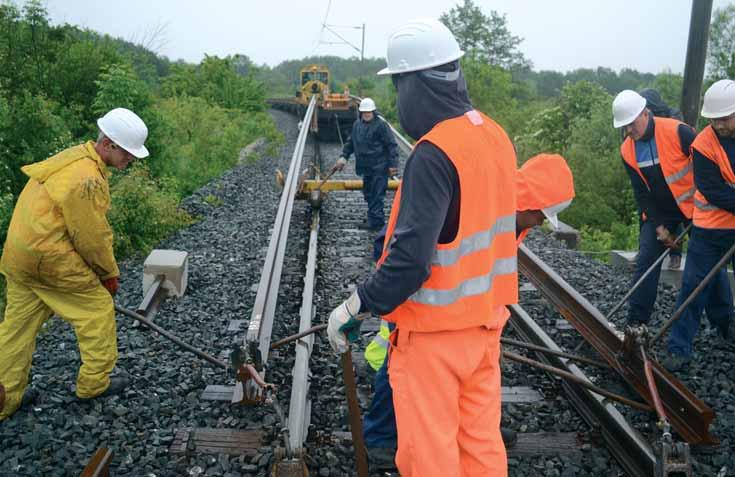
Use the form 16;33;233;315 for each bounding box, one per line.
0;280;116;420
0;141;119;421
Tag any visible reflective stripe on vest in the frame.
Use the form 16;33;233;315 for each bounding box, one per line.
377;110;518;333
620;117;695;219
675;187;696;205
638;156;660;168
694;197;719;211
410;256;517;306
665;162;692;184
431;214;515;266
692;126;735;229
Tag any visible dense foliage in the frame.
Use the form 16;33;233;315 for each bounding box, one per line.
0;1;282;314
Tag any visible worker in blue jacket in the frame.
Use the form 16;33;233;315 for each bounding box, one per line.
665;79;735;372
335;98;399;231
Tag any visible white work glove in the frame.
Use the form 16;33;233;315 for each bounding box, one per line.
335;157;347;171
327;291;369;354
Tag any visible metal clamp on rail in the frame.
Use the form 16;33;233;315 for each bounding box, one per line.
230;342;268;405
622;326;693;477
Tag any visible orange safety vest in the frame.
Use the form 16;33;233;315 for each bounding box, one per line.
692;125;735;229
620;117;695;219
377;110;518;332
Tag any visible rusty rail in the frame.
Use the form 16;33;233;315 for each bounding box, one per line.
509;304;655;476
518;244;716;445
80;448;113;477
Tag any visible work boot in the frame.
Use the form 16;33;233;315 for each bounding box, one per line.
668;255;682;269
715;321;735;348
78;376;130;401
20;388;39;408
662;354;691;373
358;220;382;232
367;447;396;470
501;427;518;448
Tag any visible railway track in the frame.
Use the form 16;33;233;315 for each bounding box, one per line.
2;106;724;476
196;104;712;476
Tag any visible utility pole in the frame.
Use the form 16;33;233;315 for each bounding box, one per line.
360;24;365;96
319;21;366;96
680;0;714;127
361;23;365;62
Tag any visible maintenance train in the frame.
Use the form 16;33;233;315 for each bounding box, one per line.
268;64;359;141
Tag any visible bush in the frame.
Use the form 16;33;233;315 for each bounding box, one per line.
108;163;191;257
155;96;282;196
580;225;613;260
161;55;266;113
0;91;75;196
462;58;519;133
517;80;610;156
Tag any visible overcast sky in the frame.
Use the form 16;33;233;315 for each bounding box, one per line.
40;0;732;74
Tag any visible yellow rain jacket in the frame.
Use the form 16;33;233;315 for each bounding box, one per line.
0;141;119;291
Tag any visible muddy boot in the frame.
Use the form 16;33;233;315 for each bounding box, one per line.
662;354;691;373
367;447;396;470
501;427;518;448
79;376;130;401
20;388;39;408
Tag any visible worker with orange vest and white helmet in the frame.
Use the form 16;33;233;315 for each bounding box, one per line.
612;90;697;328
665;79;735;372
327;18;518;476
360;154;575;470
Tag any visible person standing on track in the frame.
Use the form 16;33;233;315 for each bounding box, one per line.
334;97;399;231
665;79;735;372
639;88;685;269
612;90;697;328
327;18;519;476
361;153;576;470
0;108;149;421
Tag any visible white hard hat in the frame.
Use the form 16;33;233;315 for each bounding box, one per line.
97;108;150;158
359;97;377;112
377;18;464;76
612;90;647;128
701;79;735;119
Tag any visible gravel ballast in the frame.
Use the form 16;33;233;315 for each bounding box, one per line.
1;110;732;476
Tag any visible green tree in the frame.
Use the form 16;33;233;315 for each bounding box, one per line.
440;0;531;70
162;56;266;112
517;81;610;155
708;4;735;79
0;91;73;196
462;58;517;131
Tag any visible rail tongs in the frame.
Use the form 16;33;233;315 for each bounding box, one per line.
622;326;693;477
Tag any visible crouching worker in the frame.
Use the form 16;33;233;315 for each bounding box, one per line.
0;108;149;421
361;153;576;470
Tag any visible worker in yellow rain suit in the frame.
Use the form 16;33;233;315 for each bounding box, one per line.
0;108;150;421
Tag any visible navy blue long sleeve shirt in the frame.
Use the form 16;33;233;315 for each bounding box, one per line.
355;61;471;316
357;143;460;315
623;117;696;227
693;132;735;215
342;116;399;175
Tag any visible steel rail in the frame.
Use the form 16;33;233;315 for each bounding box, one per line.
517;244;717;445
287;209;320;453
245;96;317;376
508;304;655;477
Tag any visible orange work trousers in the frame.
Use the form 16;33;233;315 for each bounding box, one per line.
388;325;506;477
